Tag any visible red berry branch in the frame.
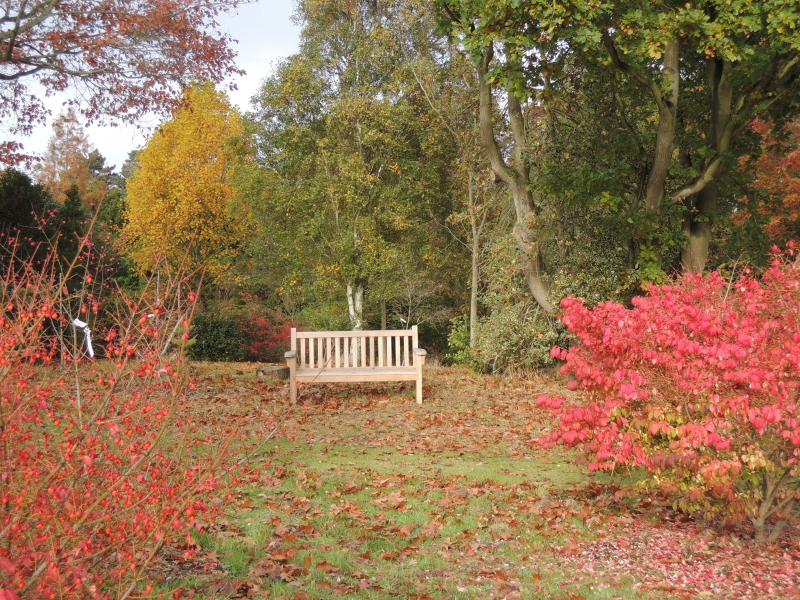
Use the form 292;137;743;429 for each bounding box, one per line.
0;236;239;598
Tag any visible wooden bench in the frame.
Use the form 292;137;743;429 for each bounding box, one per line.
284;326;427;405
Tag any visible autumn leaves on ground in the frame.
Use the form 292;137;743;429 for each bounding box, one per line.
163;364;800;600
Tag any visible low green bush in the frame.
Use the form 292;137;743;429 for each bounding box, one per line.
188;313;246;362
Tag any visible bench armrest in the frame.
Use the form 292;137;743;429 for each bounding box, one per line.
413;348;427;356
285;351;296;359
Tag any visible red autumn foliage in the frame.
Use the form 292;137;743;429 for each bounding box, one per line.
739;118;800;246
244;316;294;363
539;246;800;542
0;241;237;597
0;0;248;164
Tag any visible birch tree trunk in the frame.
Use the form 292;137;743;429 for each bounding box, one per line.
346;282;364;330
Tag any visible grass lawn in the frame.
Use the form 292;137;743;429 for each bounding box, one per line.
151;363;800;599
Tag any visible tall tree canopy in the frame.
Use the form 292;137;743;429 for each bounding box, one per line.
123;83;249;282
0;0;250;164
250;0;459;330
441;0;800;288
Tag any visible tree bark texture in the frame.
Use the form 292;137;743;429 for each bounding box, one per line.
644;39;680;212
681;183;719;273
477;44;552;313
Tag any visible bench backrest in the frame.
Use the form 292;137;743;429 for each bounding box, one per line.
290;326;420;369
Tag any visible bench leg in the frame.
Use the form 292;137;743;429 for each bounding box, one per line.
287;355;297;405
416;361;423;405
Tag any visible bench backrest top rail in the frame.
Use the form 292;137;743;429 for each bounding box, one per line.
293;328;416;339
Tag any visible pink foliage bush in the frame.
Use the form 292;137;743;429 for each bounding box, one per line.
539;245;800;542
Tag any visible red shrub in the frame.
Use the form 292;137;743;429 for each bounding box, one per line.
244;315;294;363
539;245;800;542
0;244;236;597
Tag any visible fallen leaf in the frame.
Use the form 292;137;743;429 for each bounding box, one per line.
315;560;340;574
201;579;237;598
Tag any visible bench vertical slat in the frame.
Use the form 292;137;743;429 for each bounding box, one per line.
300;336;306;368
397;335;402;366
404;334;410;367
326;337;331;368
412;326;419;365
345;336;351;368
334;337;340;368
312;337;317;368
378;335;384;367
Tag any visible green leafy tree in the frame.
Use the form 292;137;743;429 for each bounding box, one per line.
250;0;459;330
440;0;800;281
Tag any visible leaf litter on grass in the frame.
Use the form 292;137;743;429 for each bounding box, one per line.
157;363;800;599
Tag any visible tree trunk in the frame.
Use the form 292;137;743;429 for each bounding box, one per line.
477;43;552;313
469;176;478;347
644;39;680;212
681;183;719;273
346;282;364;330
678;58;732;273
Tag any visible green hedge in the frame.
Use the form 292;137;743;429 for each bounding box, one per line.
187;313;246;362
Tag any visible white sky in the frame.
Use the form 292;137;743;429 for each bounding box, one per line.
12;0;301;171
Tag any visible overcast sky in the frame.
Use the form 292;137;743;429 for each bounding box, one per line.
15;0;301;170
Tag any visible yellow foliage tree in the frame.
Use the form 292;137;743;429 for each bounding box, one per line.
124;83;248;281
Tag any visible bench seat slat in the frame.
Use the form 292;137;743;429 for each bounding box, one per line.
296;367;417;383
